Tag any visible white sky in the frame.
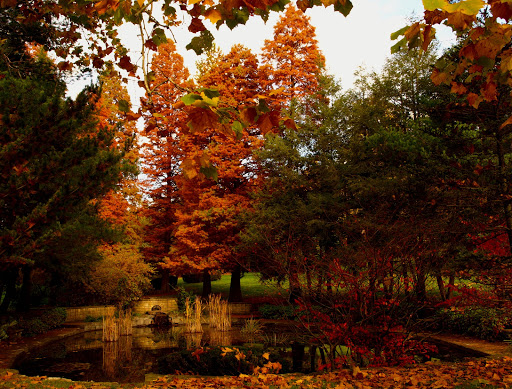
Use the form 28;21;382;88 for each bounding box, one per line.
69;0;456;105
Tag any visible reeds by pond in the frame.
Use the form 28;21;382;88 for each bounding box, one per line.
118;308;132;336
102;307;119;342
207;294;231;331
185;296;203;333
102;308;132;341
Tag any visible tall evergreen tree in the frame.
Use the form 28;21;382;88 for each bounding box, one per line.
0;46;131;310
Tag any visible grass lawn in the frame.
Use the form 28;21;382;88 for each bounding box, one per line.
176;272;289;302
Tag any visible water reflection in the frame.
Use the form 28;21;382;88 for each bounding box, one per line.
15;325;261;383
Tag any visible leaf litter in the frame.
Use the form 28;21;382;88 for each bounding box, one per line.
2;357;512;388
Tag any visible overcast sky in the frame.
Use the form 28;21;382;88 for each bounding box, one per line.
161;0;456;84
69;0;456;104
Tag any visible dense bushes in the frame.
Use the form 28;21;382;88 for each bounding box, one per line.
258;304;297;320
431;307;511;341
18;307;67;337
175;287;197;312
158;345;290;376
0;319;18;341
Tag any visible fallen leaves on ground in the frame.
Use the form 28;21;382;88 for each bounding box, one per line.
2;357;512;388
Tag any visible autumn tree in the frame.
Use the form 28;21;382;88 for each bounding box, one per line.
84;73;154;306
261;3;326;107
168;44;269;301
141;41;192;292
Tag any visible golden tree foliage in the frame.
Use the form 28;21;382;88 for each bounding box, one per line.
90;73;153;305
141;41;193;280
168;45;268;275
261;4;326;105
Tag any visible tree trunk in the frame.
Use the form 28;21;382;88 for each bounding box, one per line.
160;269;171;293
436;274;447;301
291;342;305;372
413;260;427;301
202;269;212;298
17;266;32;312
0;269;17;313
228;264;243;302
446;273;455;300
496;131;512;253
309;345;317;372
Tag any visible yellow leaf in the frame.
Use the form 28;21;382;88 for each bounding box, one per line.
204;8;222;24
501;55;512;73
262;352;270;360
181;158;198;179
137;0;144;6
445;0;485;15
431;68;449;85
268;87;285;96
500;115;512;129
423;0;448;12
467;92;483;108
200;91;219;107
188;0;202;4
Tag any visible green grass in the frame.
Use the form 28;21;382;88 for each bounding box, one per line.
176;272;288;301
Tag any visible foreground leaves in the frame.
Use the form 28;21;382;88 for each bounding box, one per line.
3;357;512;388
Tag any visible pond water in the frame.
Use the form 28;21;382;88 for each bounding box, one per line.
14;324;297;383
13;324;486;383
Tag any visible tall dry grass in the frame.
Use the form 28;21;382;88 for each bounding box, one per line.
184;296;203;333
102;307;119;342
103;308;132;341
118;308;132;336
207;294;231;331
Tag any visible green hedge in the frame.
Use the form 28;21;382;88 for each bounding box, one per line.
431;307;511;341
258;304;297;320
19;307;67;337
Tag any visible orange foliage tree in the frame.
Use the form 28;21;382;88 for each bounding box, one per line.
261;3;326;107
90;73;153;305
167;44;270;300
140;41;193;292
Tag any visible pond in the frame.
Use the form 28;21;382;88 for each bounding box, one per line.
13;324;487;383
13;323;298;383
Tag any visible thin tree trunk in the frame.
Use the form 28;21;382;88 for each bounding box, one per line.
202;269;212;299
17;266;32;312
446;274;455;300
228;264;243;302
436;274;446;301
160;269;171;293
496;131;512;253
0;270;16;313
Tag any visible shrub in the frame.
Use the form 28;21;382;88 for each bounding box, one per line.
158;345;289;376
41;307;67;327
20;318;49;337
84;315;102;322
175;287;197;312
19;307;67;337
0;320;18;341
258;304;296;320
431;307;511;341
